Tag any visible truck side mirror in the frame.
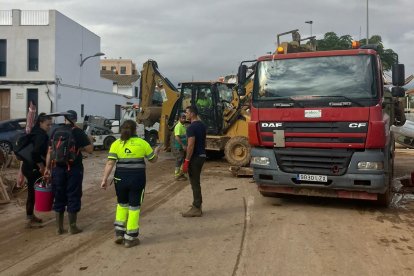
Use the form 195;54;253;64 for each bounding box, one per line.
392;64;405;86
391;87;405;98
238;64;247;87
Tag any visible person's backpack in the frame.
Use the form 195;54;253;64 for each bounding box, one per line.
14;134;34;165
50;124;79;166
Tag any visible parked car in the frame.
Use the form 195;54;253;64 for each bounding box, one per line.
0;118;26;153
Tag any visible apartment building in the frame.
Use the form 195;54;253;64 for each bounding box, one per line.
100;58;137;75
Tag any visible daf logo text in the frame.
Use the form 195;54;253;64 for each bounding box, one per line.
261;122;283;128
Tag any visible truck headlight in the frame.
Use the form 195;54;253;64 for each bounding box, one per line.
251;157;270;166
357;161;384;170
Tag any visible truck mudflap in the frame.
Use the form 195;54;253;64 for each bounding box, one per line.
258;185;378;200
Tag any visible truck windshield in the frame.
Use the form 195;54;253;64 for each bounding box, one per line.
253;55;377;103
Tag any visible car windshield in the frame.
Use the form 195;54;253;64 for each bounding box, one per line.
254;55;377;101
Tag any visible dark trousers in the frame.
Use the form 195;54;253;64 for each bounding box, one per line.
114;170;146;207
188;156;205;208
52;165;84;213
114;170;146;238
22;164;42;217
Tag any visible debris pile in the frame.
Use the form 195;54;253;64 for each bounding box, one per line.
0;150;20;204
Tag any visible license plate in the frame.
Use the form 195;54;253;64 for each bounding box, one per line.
297;174;328;182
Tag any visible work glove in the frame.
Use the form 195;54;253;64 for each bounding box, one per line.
182;159;190;173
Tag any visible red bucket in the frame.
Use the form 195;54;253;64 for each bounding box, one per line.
34;178;54;212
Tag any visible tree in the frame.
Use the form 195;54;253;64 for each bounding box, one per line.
316;32;397;71
359;35;397;71
316;32;353;51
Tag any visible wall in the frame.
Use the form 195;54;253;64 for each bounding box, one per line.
0;10;56;118
54;11;136;120
57;85;134;120
0;10;55;81
4;84;54;118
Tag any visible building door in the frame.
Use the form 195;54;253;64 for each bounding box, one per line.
115;105;121;120
0;89;10;120
27;88;38;116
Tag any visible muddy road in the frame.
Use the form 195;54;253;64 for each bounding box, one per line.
0;148;414;275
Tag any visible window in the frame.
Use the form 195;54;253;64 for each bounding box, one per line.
134;87;138;98
81;104;84;117
28;39;39;71
111;66;116;72
115;105;121;120
102;66;106;70
0;40;6;76
120;66;126;74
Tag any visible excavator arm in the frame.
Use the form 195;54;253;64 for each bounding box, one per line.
222;63;255;133
137;60;181;145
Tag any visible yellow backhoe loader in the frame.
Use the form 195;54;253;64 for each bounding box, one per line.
136;59;254;166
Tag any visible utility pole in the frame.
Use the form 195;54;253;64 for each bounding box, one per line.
366;0;369;44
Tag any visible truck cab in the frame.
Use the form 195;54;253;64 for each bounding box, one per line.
248;44;405;206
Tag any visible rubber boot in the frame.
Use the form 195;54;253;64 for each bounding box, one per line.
68;212;82;234
55;212;65;235
124;238;140;248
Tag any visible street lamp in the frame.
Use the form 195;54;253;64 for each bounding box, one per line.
305;20;313;37
80;52;105;67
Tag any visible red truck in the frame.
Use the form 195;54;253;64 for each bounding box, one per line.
241;41;406;206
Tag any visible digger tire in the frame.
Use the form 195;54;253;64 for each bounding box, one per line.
224;136;251;167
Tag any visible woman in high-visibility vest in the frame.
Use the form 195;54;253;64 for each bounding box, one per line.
101;120;160;248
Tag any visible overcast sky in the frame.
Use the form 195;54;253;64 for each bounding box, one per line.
1;0;413;85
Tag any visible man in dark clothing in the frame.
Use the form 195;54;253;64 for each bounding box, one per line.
182;106;207;217
22;113;52;228
45;110;93;235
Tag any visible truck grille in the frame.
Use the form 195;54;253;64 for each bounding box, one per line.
274;148;354;176
260;121;367;147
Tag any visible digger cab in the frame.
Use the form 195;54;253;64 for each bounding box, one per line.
173;82;235;135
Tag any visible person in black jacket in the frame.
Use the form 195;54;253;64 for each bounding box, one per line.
22;113;52;228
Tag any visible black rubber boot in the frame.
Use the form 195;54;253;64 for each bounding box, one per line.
55;212;65;235
68;212;82;235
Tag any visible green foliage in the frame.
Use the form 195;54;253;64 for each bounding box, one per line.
317;32;353;50
316;32;397;71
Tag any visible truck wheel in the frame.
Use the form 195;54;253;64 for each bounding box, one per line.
377;188;392;207
145;131;158;147
224;136;251;167
103;136;116;150
377;145;394;207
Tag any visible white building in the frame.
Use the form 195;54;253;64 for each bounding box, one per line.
101;69;139;98
0;9;138;121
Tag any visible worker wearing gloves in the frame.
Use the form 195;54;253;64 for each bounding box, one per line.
182;106;207;217
172;113;188;181
101;120;160;248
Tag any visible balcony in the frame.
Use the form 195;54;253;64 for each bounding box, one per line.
0;10;49;26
